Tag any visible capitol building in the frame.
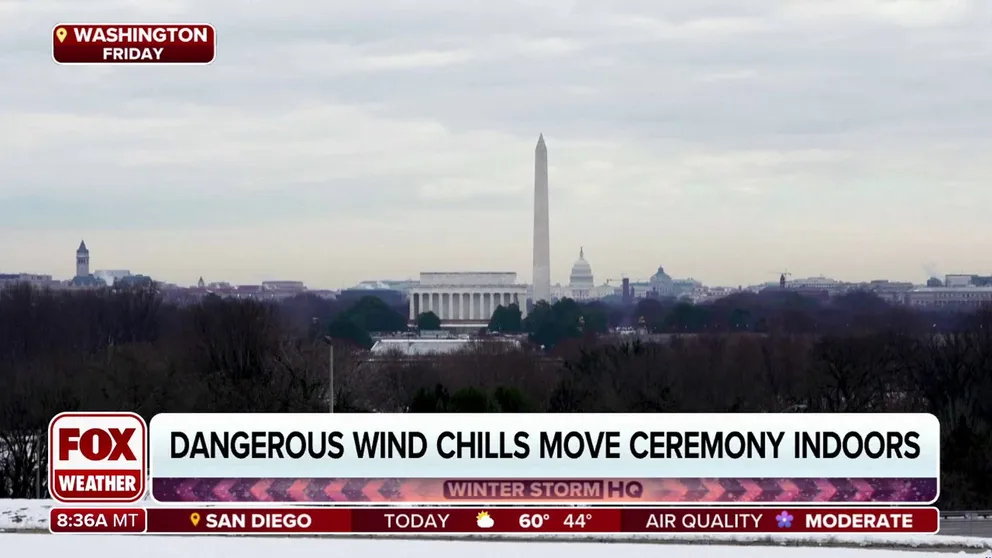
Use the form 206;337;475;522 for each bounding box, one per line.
551;253;704;302
552;247;617;301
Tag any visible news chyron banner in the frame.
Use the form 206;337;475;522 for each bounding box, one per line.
52;24;215;64
146;413;940;505
48;412;940;506
49;506;941;535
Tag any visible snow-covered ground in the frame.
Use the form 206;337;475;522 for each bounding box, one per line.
2;499;991;553
1;533;990;558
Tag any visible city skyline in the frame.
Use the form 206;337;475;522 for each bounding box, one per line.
6;236;977;291
3;1;991;288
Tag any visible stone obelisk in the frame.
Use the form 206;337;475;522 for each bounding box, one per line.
532;134;551;303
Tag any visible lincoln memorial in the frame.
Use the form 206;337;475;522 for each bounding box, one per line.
408;272;528;327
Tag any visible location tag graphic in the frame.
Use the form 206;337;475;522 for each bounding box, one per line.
190;513;200;527
52;23;216;64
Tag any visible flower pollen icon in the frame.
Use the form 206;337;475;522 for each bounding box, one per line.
476;511;495;529
776;511;794;529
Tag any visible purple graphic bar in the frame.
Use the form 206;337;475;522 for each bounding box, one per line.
151;477;938;504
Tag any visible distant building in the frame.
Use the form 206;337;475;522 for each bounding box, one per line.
861;280;915;303
944;274;992;287
648;266;676;296
70;240;102;288
94;269;131;286
116;274;153;287
568;247;594;298
785;276;842;290
159;279;320;304
625;266;684;299
552;248;617;300
352;279;418;293
369;336;522;358
262;280;306;293
408;272;528;331
76;240;89;277
233;285;264;299
0;273;57;289
903;287;992;309
944;274;974;288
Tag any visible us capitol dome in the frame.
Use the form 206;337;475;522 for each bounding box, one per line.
568;247;595;299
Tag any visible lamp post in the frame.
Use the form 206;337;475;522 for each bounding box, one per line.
36;434;41;498
322;336;335;413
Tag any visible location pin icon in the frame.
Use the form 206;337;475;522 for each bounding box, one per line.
55;28;67;43
190;513;201;527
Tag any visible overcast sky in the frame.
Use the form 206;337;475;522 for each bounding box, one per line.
2;0;990;288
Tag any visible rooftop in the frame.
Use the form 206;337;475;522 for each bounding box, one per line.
370;337;522;356
909;287;992;293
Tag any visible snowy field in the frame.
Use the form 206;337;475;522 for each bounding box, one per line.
2;499;991;555
3;534;991;558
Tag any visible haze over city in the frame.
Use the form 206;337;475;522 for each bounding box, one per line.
3;0;991;288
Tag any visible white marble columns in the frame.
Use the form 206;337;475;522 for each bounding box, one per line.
409;289;528;322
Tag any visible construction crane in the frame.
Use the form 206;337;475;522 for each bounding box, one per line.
604;275;646;303
604;274;628;286
605;275;651;286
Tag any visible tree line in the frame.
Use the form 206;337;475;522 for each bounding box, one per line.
0;283;989;509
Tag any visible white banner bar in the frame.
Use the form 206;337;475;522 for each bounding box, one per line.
149;413;939;479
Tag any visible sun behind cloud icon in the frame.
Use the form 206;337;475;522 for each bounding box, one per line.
476;511;495;529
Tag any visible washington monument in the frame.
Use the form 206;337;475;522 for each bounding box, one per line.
532;134;551;302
